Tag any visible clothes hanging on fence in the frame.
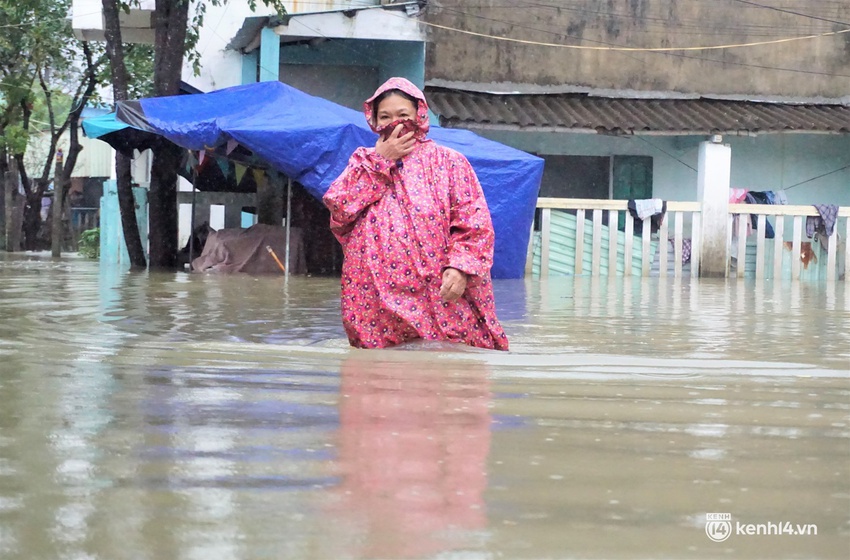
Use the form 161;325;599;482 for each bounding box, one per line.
634;198;664;220
744;192;775;239
730;189;752;238
805;204;839;238
627;199;666;234
667;238;692;264
729;188;749;204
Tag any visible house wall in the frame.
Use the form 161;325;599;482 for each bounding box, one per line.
279;39;425;110
183;2;410;93
423;0;850;100
474;130;850;205
182;3;278;92
24;130;114;181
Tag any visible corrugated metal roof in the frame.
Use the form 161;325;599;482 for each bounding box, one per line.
426;88;850;135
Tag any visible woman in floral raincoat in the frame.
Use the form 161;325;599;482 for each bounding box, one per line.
323;78;508;351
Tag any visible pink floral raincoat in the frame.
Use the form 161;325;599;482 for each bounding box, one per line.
323;78;509;351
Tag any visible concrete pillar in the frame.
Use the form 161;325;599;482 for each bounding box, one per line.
259;27;279;82
697;139;732;277
224;203;242;229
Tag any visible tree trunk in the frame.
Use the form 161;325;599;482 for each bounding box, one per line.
51;158;64;256
63;43;99;188
147;0;191;269
12;97;44;251
0;149;7;251
14;151;47;251
102;0;146;268
148;142;181;268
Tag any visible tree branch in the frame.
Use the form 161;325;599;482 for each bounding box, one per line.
63;42;100;181
37;66;59;185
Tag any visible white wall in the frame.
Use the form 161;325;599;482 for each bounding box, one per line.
24;129;117;179
181;2;274;92
183;1;382;92
73;1;399;92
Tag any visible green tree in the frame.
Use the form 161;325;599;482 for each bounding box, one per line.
100;0;285;269
0;0;153;251
0;0;72;249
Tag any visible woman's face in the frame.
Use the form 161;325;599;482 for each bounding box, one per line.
375;94;416;127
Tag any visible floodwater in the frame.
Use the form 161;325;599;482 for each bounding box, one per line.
0;254;848;560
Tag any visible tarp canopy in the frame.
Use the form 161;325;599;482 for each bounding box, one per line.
82;112;165;156
87;81;544;278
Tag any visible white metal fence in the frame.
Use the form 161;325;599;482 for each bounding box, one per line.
532;198;847;281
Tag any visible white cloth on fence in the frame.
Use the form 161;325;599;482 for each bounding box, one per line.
635;198;664;220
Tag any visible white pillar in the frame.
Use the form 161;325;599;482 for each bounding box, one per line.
697;138;731;278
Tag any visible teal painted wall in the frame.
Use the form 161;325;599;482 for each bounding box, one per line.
474;130;850;206
259;27;280;82
100;180;148;266
277;39;425;111
241;50;259;85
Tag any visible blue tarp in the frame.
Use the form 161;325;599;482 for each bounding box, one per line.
100;81;543;278
82;112;131;137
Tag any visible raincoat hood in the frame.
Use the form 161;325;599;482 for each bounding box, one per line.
364;77;430;138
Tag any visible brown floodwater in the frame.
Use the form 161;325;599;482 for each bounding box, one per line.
0;253;847;559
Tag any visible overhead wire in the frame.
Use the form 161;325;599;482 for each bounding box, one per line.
727;0;850;27
783;163;850;191
435;0;844;30
442;0;840;37
420;6;850;52
402;5;850;79
634;136;697;173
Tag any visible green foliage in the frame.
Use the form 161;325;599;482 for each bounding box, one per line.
1;124;28;153
124;44;156;99
78;228;100;259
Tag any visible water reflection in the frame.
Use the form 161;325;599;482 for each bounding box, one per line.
0;255;848;559
329;354;492;558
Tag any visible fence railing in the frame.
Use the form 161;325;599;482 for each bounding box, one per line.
728;204;849;281
531;198;848;281
532;198;702;278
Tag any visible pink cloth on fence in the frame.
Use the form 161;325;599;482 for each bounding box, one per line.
323;78;508;351
729;188;749;203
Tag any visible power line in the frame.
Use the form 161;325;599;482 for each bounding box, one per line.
467;0;840;35
420;8;850;53
728;0;850;27
405;7;850;79
784;163;850;191
437;0;845;28
634;136;697;173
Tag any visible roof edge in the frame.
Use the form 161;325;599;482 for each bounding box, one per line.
425;79;850;106
438;120;850;136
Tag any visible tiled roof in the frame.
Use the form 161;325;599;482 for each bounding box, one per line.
426;88;850;134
